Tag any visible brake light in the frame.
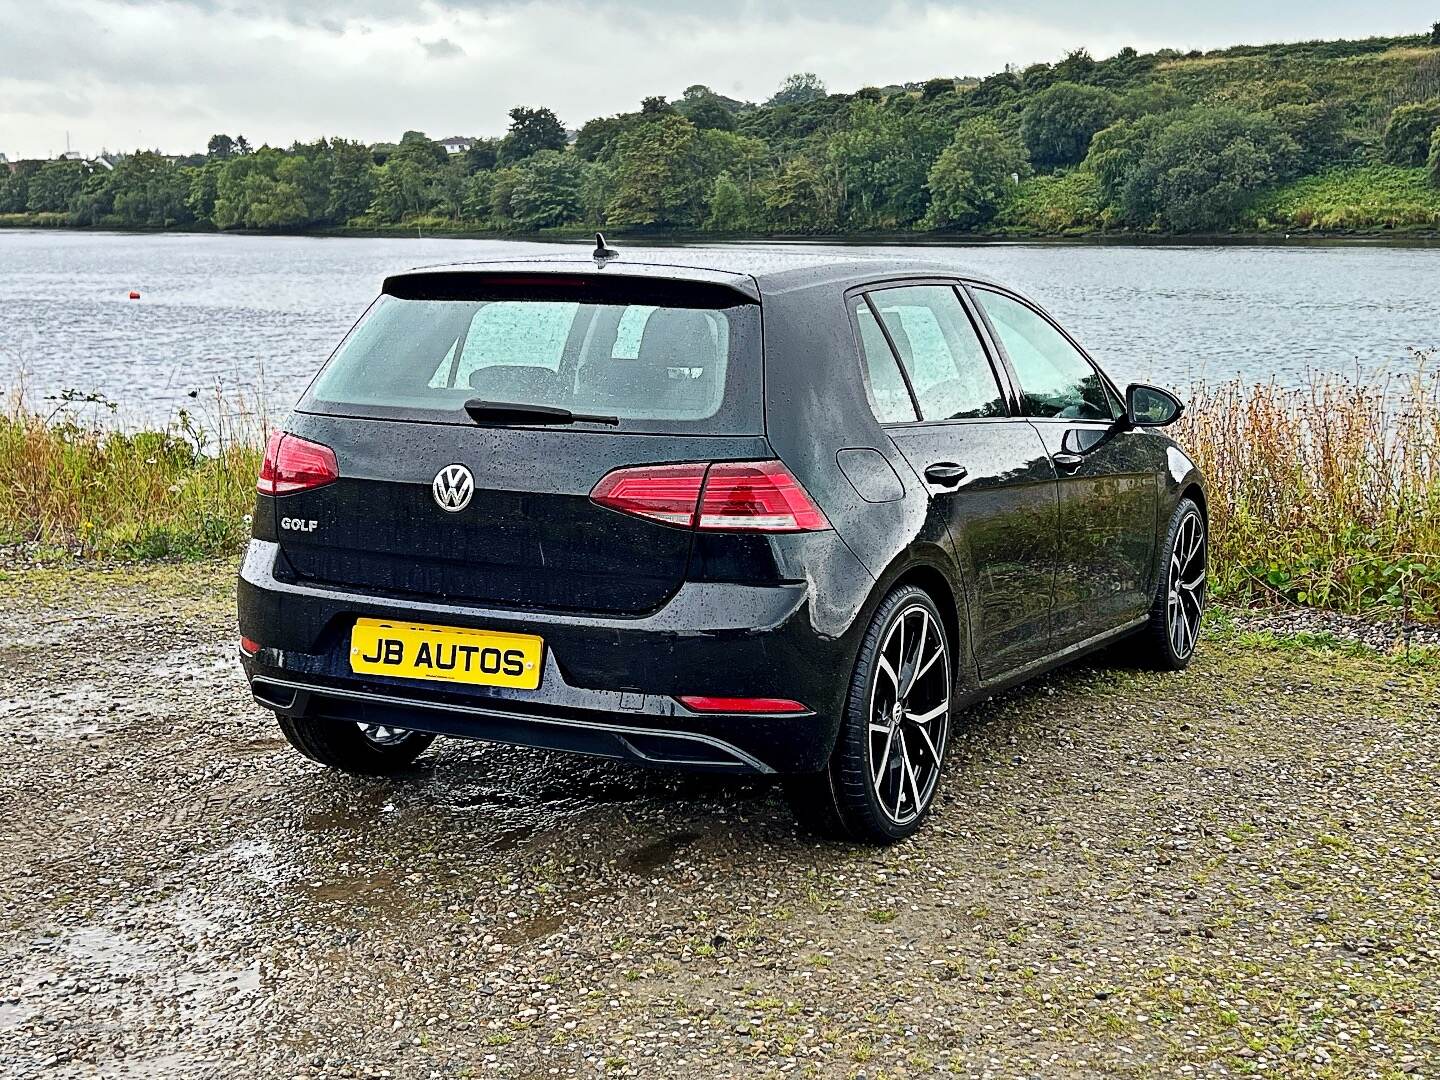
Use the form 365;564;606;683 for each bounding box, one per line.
239;636;261;655
676;695;809;714
258;432;339;496
698;460;829;532
590;460;828;532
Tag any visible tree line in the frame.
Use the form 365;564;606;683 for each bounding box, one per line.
5;29;1440;236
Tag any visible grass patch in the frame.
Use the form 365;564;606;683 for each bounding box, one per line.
2;368;1437;624
994;170;1106;235
1248;165;1440;231
1178;367;1440;620
0;390;263;561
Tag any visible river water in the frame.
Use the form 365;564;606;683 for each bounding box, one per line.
1;229;1436;428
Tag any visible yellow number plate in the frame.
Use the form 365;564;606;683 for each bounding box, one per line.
349;618;543;690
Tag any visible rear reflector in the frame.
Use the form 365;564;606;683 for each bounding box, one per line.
676;695;809;714
239;636;261;655
258;431;339;496
590;460;829;533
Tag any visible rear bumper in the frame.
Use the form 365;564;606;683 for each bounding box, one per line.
237;540;869;774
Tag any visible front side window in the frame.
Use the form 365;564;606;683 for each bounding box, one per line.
866;285;1006;421
972;289;1115;421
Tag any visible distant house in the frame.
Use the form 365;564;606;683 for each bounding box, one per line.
58;150;84;161
439;136;474;155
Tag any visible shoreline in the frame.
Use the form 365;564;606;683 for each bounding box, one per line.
5;217;1440;247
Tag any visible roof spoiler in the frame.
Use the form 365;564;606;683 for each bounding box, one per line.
381;270;759;306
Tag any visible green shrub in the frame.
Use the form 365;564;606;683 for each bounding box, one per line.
923;119;1030;229
1382;99;1440;166
1086;107;1299;231
1020;83;1120;170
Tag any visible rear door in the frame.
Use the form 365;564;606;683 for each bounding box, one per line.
273;274;767;617
969;286;1157;646
852;283;1058;679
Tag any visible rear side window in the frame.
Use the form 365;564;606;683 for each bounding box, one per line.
301;279;761;433
971;288;1115;421
866;285;1006;421
852;299;918;423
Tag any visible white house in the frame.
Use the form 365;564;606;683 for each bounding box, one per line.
439;136;474;155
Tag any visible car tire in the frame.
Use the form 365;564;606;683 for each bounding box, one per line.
784;584;953;844
1126;497;1207;671
275;715;436;775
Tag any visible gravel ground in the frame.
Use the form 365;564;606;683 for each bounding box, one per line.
1;561;1437;1080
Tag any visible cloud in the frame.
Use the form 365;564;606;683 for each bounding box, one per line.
418;36;465;59
0;0;1434;159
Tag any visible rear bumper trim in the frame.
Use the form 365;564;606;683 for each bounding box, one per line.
252;674;775;775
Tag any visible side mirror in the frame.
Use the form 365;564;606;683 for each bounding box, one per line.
1126;383;1183;427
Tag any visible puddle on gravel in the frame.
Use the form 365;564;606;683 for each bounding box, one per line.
300;867;401;904
623;830;703;875
0;1000;26;1032
149;646;239;682
1;686;107;740
300;783;395;832
10;895;261;1061
225;836;284;885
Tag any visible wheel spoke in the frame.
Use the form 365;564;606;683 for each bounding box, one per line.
901;615;928;696
911;719;941;763
877;655;899;692
892;732;907;819
906;698;949;725
872;724;895;787
900;733;923;816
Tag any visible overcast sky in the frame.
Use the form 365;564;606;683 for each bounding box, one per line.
3;0;1435;159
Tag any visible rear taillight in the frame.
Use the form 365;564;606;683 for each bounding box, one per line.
698;461;830;532
258;431;338;496
239;636;261;656
590;460;829;533
588;462;707;527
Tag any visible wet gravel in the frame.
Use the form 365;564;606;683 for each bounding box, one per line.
1;561;1438;1079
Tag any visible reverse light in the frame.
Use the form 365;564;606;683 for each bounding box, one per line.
590;460;829;533
676;695;809;714
258;431;339;496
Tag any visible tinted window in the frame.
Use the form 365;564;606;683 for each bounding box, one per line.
852;299;918;423
867;286;1005;421
303;291;759;432
453;300;577;382
972;289;1115;421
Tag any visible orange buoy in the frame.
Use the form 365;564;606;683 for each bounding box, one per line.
128;290;141;300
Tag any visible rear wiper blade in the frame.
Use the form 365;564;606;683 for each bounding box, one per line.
463;399;619;426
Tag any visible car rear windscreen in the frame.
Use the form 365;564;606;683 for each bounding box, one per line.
298;276;763;433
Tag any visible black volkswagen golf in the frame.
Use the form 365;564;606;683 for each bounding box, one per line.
238;243;1207;842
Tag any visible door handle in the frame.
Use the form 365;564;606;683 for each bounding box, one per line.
1052;451;1085;473
924;462;968;487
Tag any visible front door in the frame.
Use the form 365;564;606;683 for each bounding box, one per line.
853;284;1058;680
969;287;1157;647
